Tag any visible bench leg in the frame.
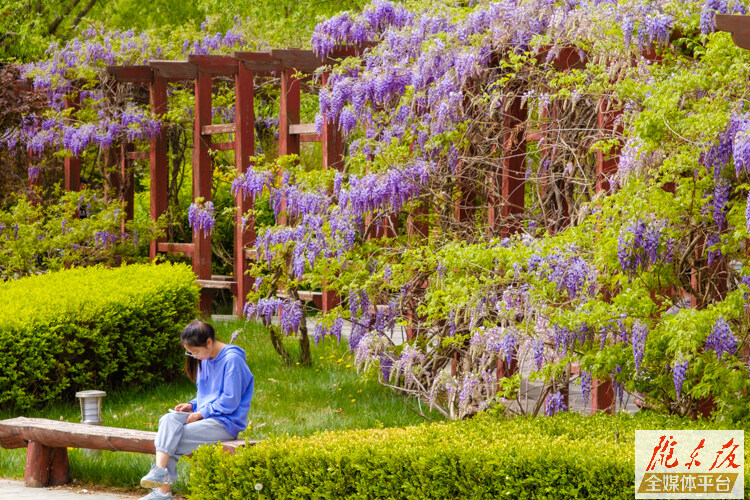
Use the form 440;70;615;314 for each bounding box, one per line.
25;441;51;487
50;447;71;486
24;441;71;487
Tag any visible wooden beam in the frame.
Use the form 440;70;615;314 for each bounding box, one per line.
289;123;317;135
714;13;750;34
209;141;235;151
234;51;281;72
276;289;322;302
148;61;197;80
197;279;238;292
271;49;327;72
126;151;149;160
106;65;153;83
300;134;321;143
202;123;236;135
156;242;195;256
188;55;238;77
714;14;750;50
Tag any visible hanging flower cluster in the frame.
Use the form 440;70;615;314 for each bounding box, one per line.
187;199;216;238
617;219;674;275
704;318;738;361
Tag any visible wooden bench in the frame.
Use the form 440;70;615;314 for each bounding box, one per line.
0;417;252;488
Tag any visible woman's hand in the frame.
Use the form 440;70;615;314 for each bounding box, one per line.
185;412;204;424
175;403;193;412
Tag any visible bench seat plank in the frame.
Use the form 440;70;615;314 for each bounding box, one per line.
0;417;250;453
0;417;157;453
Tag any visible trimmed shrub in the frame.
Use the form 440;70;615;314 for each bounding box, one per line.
0;263;199;409
187;412;749;499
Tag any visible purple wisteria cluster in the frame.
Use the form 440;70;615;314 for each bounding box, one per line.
3;18;259;157
243;298;302;335
270;185;330;220
182;18;246;56
313;317;344;345
532;338;545;370
632;321;648;374
704;318;738;361
469;327;517;364
93;230;120;249
620;4;674;50
391;344;426;387
545;391;567;416
4;102;161;157
617;219;673;275
611;365;625;407
338;160;431;216
672;358;688;399
527;251;597;300
551;323;596;356
580;370;593;408
311;0;413;57
187;200;216;238
231;169;273;202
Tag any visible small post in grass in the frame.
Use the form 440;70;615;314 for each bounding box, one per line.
75;390;106;456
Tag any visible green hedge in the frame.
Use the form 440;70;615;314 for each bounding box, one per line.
0;263;199;409
187;412;750;499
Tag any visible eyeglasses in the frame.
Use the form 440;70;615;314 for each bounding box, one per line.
184;351;201;359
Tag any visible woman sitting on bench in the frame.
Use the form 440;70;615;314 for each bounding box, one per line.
138;319;254;500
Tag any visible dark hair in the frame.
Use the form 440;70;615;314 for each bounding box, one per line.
181;319;215;382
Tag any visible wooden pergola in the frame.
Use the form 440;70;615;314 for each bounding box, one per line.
102;48;361;315
14;42;639;414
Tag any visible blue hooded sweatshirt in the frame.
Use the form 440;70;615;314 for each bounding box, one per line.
189;344;254;438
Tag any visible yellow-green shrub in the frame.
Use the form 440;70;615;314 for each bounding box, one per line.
0;263;199;409
188;412;749;499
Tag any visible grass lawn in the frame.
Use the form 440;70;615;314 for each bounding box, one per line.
0;319;442;495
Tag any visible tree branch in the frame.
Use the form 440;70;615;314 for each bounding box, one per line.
48;0;83;35
71;0;97;31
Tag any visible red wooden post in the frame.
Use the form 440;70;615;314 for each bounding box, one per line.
120;143;135;239
454;162;476;225
320;71;343;312
590;378;614;414
234;62;255;316
407;201;429;242
194;69;214;315
24;441;52;487
149;72;169;261
492;97;526;391
27;148;42;194
277;68;301;227
64;94;81;192
589;102;620;413
494;95;527;237
321;72;344;172
596;98;621;194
